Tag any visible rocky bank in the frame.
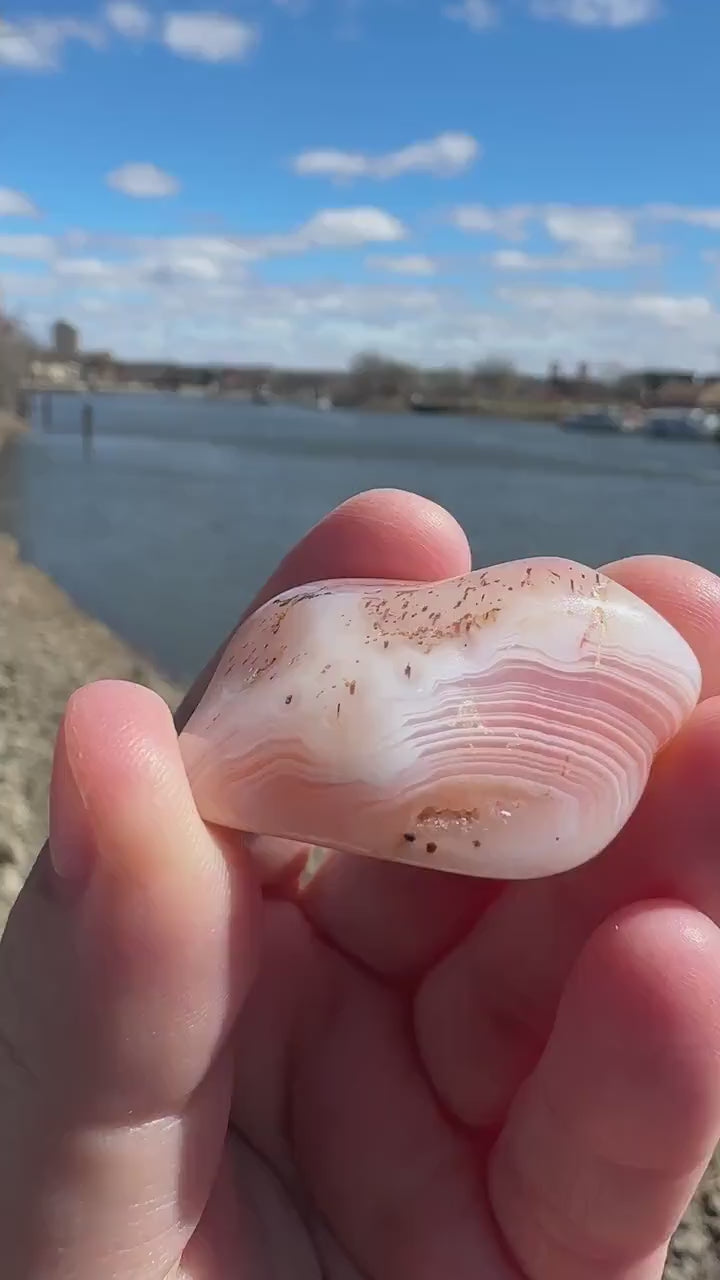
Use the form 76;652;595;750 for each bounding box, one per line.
0;534;179;923
0;410;28;447
0;532;718;1277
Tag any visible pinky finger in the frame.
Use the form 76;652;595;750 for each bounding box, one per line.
488;901;720;1280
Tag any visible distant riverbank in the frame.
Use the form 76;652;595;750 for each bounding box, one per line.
26;381;571;423
344;394;568;421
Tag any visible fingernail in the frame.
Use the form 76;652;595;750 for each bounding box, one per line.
48;722;96;886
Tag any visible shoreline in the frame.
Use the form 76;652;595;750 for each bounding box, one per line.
20;386;573;424
0;535;717;1275
0;533;181;927
0;410;28;450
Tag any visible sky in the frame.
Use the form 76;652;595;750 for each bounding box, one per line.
2;0;720;372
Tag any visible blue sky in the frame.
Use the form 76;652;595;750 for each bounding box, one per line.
2;0;720;370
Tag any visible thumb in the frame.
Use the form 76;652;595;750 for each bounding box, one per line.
0;680;259;1279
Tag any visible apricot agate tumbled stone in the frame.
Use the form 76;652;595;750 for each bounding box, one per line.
180;559;701;879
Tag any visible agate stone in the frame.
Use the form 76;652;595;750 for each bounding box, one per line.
180;559;701;879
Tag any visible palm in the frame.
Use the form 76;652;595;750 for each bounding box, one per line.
183;888;518;1280
184;755;720;1280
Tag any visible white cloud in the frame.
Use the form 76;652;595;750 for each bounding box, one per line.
366;254;438;276
1;7;258;68
0;188;39;217
145;235;258;264
541;205;641;263
0;234;55;259
44;212;406;279
11;201;720;373
105;3;152;39
490;249;533;269
449;204;535;240
0;18;103;69
284;207;407;249
494;285;720;370
54;257;121;280
162;12;259;62
26;242;246;304
10;242;720;372
445;0;660;30
144;255;226;283
52;238;255;291
17;273;720;373
628;294;712;325
489;249;577;270
646;205;720;231
489;245;658;271
530;0;660;27
292;150;368;181
501;285;713;330
293;132;480;181
0;272;55;298
452;203;658;267
106;163;181;198
444;1;498;30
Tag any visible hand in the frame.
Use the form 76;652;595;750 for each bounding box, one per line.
2;488;720;1280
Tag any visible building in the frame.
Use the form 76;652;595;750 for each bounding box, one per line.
53;320;79;360
30;357;83;388
637;368;697;394
80;351;116;384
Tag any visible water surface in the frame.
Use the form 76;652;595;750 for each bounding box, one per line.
2;392;718;683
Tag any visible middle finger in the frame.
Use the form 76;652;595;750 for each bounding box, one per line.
299;554;720;982
411;554;720;1125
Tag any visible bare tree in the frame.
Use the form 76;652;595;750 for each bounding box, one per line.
338;353;419;406
421;366;470;402
470;357;519;398
0;311;34;412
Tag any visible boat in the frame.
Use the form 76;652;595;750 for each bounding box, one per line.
315;394;333;412
561;405;642;434
642;407;720;440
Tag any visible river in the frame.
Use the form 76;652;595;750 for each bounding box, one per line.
2;391;719;684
